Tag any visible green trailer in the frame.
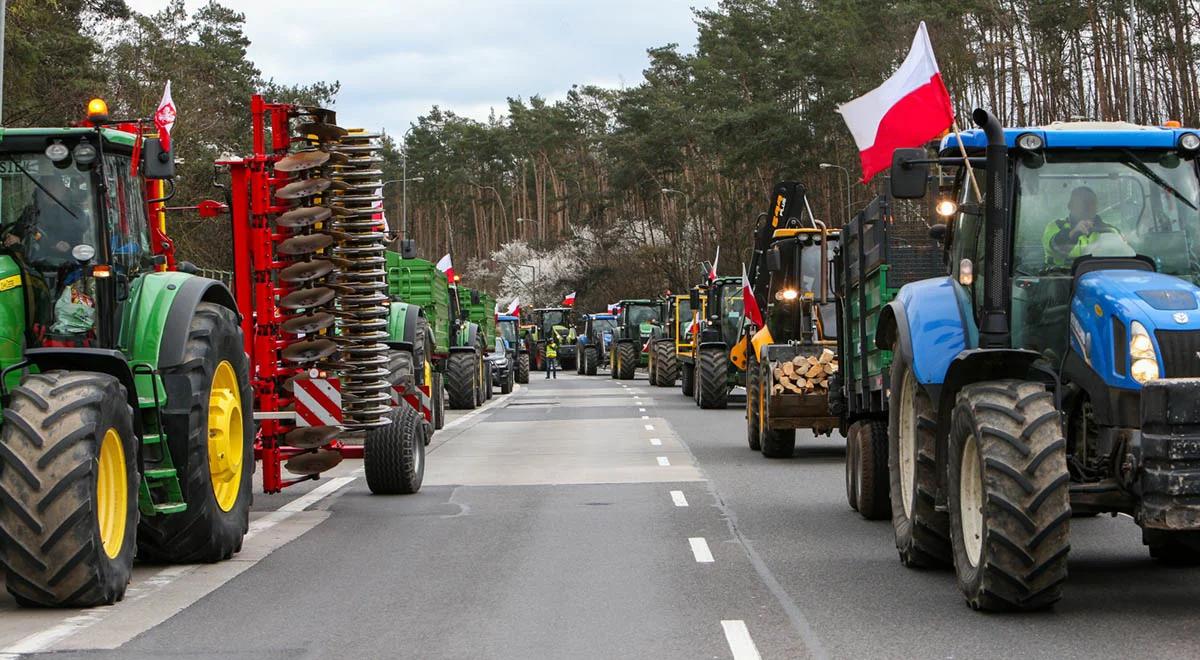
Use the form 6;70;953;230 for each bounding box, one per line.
0;115;254;607
462;287;498;351
386;251;485;415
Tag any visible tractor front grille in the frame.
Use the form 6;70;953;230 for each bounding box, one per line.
1155;330;1200;377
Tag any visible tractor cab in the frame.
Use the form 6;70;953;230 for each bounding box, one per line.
610;299;664;379
763;228;839;343
531;306;578;369
695;276;745;346
0;116;173;358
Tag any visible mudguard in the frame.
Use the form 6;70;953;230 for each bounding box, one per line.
452;322;479;353
122;273;237;407
386;301;422;352
875;276;976;386
23;347;141;432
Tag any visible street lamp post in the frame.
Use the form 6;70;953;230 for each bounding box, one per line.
819;163;852;226
382;175;424;242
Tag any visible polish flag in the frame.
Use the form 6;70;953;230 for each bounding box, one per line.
742;263;764;328
708;246;720;282
436;253;455;282
504;297;520;315
837;22;953;181
153;81;177;152
563;291;576;307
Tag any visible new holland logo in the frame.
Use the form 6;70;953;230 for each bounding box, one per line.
1175;312;1190;324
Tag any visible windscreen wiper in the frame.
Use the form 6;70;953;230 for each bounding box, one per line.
4;154;78;219
1119;149;1197;211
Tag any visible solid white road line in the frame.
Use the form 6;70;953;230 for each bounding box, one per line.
0;474;360;659
689;537;714;563
644;424;655;430
657;456;670;466
721;620;763;660
650;438;662;446
670;490;688;507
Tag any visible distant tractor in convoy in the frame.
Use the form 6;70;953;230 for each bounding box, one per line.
680;277;744;408
610;299;665;380
647;295;680;387
0;101;254;607
880;110;1200;610
576;312;617;375
530;307;577;370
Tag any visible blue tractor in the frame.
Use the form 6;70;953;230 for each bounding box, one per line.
882;109;1200;611
576;313;617;376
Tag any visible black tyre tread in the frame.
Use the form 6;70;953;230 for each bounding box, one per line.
846;423;861;511
364;405;426;494
515;353;530;384
760;428;795;458
652;340;677;386
681;362;695;397
617;343;638;380
138;302;252;564
584;347;598;376
445;352;478;410
949;380;1070;611
0;371;138;607
888;353;952;568
857;420;891;520
432;373;445;430
746;354;761;451
698;348;729;409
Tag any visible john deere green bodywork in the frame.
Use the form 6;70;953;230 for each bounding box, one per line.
386;252;450;353
0;255;26;390
462;287;497;350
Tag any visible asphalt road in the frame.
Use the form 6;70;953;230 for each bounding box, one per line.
3;368;1200;659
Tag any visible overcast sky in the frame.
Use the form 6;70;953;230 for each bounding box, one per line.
125;0;713;133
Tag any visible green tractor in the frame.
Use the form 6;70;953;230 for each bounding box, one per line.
647;295;680;387
610;299;666;380
386;250;485;415
680;276;745;408
0;111;254;607
462;286;498;400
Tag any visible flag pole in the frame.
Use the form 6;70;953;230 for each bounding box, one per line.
952;114;983;203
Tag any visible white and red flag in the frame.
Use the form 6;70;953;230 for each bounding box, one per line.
708;246;720;282
836;22;953;181
153;81;177;152
742;263;764;328
563;291;576;307
504;297;520;315
436;253;455;282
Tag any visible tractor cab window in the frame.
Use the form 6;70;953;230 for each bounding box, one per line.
102;154;154;276
592;318;616;335
675;300;692;337
627;305;658;332
499;321;518;345
1011;149;1200;358
540;310;567;336
718;282;744;341
0;154;98;340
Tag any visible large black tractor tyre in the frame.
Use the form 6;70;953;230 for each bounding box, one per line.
0;372;139;607
484;360;494;400
888;345;952;568
681;362;695;397
653;340;678;387
698;347;730;409
647;349;658;385
576;345;585;374
515;352;530;384
947;380;1071;611
617;342;638;380
445;352;479;410
140;302;253;564
746;354;761;451
501;366;514;394
584;346;598;376
851;420;891;520
432;372;446;430
364;404;427;495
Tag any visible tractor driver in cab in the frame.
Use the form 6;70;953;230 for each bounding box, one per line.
1042;186;1123;267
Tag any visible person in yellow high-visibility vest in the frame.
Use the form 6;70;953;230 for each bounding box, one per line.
1042;186;1121;267
545;337;559;379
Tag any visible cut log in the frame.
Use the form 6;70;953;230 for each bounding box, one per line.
805;363;823;378
818;348;835;364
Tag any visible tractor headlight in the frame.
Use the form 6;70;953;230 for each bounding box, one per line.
1130;321;1160;383
775;288;799;301
1179;132;1200;152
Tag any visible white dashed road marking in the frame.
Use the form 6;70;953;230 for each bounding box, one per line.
670;490;688;507
721;620;763;660
689;537;714;563
656;456;670;466
650;438;662;446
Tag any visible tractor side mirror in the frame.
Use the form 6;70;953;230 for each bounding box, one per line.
890;148;929;199
689;290;701;309
929;222;947;243
177;260;199;274
766;247;782;273
142;137;175;180
400;239;418;259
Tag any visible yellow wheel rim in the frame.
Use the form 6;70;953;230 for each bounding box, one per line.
97;428;127;560
207;360;244;512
